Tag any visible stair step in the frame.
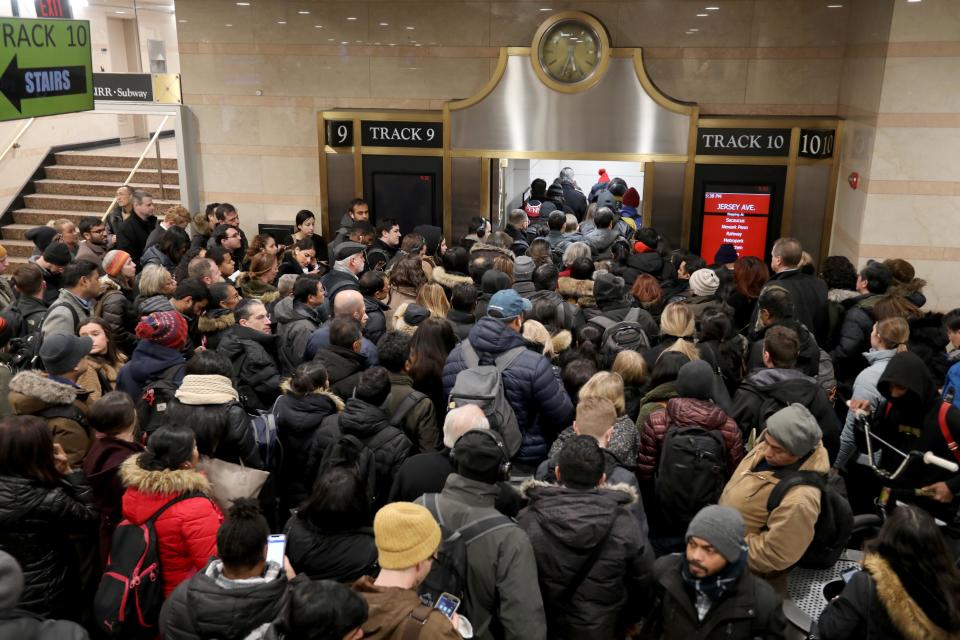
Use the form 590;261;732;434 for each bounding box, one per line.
45;165;180;185
34;179;180;200
1;224;41;241
0;239;39;258
54;152;177;170
12;206;175;225
23;193;179;213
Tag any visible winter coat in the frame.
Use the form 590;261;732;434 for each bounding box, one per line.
584;227;620;260
306;398;412;507
528;289;585;333
384;285;418;333
558;276;595;308
27;255;62;306
415;474;546;640
303;325;379;365
0;473;97;618
638;397;744;481
95;275;137;354
320;267;359;310
446;308;476;341
237;275;280;305
0;612;89;640
718;438;829;586
624;250;675;284
105;203;129;238
517;480;654;639
275;252;310;279
81;436;144;565
548;415;639;471
274;385;343;511
442;317;574;464
830;293;882;382
681;295;734;325
761;270;830;344
197;308;235;351
360;295;388;345
116;340;185;400
816;553;960;640
732;367;840;462
583;300;660;344
431;265;474;295
285;515;377;582
384;371;438;454
636;381;680;431
650;553;785;640
272;297;323;375
8;372;92;468
746;319;822;379
159;558;289;640
119;455;223;597
40;289;90;338
140;244;177;277
312;344;366;399
469;241;515;266
165;399;262;468
9;294;48;335
75;239;107;268
217;325;281;411
134;293;175;319
836;349;897;470
116;213;157;267
350;576;462;640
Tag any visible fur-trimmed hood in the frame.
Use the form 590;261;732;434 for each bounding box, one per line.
431;265;474;290
519;478;639;504
864;554;960;640
278;381;345;412
198;310;236;333
119;453;211;495
9;370;80;407
469;242;515;261
551;329;573;355
557;276;595;307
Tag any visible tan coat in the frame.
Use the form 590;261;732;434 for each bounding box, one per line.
385;285;418;333
719;434;829;589
351;576;461;640
8;371;92;467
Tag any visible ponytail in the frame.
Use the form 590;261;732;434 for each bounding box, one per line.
876;317;910;353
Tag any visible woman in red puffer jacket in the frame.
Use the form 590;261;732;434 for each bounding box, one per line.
119;426;222;597
638;360;744;481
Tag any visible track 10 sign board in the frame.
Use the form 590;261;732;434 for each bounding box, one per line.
0;18;94;122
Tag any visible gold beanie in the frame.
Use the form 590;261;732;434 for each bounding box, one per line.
373;502;441;570
0;244;7;260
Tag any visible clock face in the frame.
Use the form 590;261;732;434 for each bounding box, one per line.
538;20;602;84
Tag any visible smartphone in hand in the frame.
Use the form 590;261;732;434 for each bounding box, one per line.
266;534;286;567
434;592;461;619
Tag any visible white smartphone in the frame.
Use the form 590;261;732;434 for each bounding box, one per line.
266;534;286;566
434;592;461;619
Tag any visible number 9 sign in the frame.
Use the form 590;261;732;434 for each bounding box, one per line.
326;120;353;147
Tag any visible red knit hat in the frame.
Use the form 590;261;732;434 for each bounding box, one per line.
622;187;640;208
136;311;188;350
597;168;610;184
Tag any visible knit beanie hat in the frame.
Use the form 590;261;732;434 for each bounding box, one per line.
686;505;746;563
0;244;7;261
454;429;507;484
136;311;189;351
102;249;132;277
373;503;441;570
764;403;822;457
689;268;720;297
0;551;24;609
42;242;73;267
714;243;738;265
592;272;626;304
597;168;610;184
676;360;716;402
402;303;431;327
26;226;58;252
622;187;641;208
513;256;535;282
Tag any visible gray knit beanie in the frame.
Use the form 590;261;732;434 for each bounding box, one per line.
686;505;745;563
764;403;822;457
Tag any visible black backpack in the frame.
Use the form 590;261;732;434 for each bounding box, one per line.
94;492;205;637
766;470;853;569
9;302;80;372
654;427;728;531
418;492;515;618
587;308;651;364
316;426;400;505
135;364;184;435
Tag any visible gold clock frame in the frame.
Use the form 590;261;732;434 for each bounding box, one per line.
530;11;611;94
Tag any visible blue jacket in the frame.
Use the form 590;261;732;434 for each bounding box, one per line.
442;317;573;464
116;340;185;399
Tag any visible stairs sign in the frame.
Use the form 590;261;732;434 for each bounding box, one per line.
0;17;93;122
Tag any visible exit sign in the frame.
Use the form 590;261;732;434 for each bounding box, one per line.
35;0;73;19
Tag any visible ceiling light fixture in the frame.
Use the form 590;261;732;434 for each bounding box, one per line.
405;26;415;30
705;6;720;9
827;4;843;7
178;19;187;23
225;23;233;27
314;25;323;28
298;10;309;15
277;20;286;24
346;16;357;20
539;7;552;10
379;22;389;26
236;2;249;5
696;13;709;17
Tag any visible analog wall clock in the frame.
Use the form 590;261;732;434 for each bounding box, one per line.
531;12;611;93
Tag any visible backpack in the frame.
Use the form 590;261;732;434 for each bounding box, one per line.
316;426;400;505
135;364;184;435
944;362;960;411
587;308;651;362
449;341;525;458
766;470;853;569
9;302;81;372
94;492;205;637
387;390;428;430
418;492;515;618
249;397;283;470
654;427;728;531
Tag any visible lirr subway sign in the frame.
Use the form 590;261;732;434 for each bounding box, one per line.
0;17;94;122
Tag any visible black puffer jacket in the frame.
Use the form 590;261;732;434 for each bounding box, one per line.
305;399;412;507
285;515;378;583
159;559;288;640
830;294;881;382
362;295;389;346
0;473;98;618
164;399;262;468
274;386;343;511
623;250;675;284
216;325;281;412
313;345;366;399
517;480;654;639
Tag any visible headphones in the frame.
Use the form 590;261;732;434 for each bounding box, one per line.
449;428;511;482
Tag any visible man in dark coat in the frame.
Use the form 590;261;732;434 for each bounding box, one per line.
377;331;438;454
322;241;365;309
446;282;477;341
216;299;281;412
558;167;587;219
831;260;892;383
115;189;157;268
443;289;574;468
733;325;840;462
582;272;659;343
303;290;379;365
746;285;822;378
648;505;786;639
311;317;367;399
273;276;325;375
755;237;829;344
519;435;653;639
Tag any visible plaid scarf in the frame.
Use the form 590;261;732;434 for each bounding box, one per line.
680;545;748;604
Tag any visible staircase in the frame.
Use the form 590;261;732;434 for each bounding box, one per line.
2;149;180;267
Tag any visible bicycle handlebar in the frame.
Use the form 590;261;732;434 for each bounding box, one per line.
924;451;960;473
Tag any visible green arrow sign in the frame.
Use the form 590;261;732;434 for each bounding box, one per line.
0;18;93;122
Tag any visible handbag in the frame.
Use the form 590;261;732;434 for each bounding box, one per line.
197;456;270;512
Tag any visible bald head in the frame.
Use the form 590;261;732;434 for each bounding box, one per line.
334;289;364;317
443;404;489;448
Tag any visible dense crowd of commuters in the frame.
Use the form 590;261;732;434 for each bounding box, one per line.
0;170;959;640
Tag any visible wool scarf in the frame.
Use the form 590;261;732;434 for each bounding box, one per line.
680;545;748;603
174;374;239;406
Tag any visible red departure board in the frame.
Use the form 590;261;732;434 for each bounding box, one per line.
700;188;771;260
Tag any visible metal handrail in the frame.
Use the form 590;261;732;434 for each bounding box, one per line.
0;118;35;165
102;114;171;220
